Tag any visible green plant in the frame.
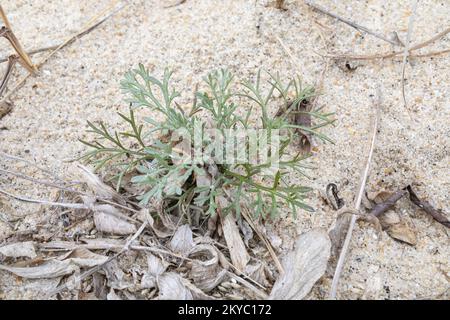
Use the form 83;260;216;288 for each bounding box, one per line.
80;65;334;220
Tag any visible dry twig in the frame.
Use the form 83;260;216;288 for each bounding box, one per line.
325;27;450;61
407;186;449;229
0;1;126;106
329;88;381;299
0;45;59;64
401;0;418;108
305;0;403;46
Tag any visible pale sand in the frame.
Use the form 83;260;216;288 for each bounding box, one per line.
0;0;448;299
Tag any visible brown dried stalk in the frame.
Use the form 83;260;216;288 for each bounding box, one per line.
0;5;36;73
0;55;17;96
369;189;408;217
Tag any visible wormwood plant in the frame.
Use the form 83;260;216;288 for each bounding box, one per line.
81;65;334;220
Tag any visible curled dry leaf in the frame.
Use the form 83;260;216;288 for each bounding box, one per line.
0;260;78;279
0;248;108;279
169;224;194;255
0;241;37;259
270;230;331;300
93;205;137;235
189;244;227;292
59;248;109;268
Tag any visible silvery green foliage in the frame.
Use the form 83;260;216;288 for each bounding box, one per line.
81;65;334;219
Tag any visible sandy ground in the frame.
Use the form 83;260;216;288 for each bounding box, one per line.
0;0;449;299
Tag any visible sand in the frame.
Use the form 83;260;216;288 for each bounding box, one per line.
0;0;449;299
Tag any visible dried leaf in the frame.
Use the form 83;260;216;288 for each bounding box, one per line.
237;218;253;247
0;241;36;259
141;254;167;289
270;230;331;300
328;213;352;263
0;260;78;279
0;248;109;279
221;213;250;273
93;205;136;235
139;209;173;238
103;260;131;290
157;272;193;300
156;272;214;300
169;224;194;255
107;288;122;300
76;164;125;204
387;222;417;246
189;244;227;292
245;262;270;287
60;248;109;268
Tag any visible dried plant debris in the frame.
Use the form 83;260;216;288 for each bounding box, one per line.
325;183;345;210
407;185;449;229
169;224;194;255
0;100;12;119
0;55;17;97
189;244;228;292
221;211;250;273
0;248;107;279
386;221;417;246
0;67;335;299
270;230;330;300
274;84;330;153
368;189;408;218
329;183;448;251
93;205;137;235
